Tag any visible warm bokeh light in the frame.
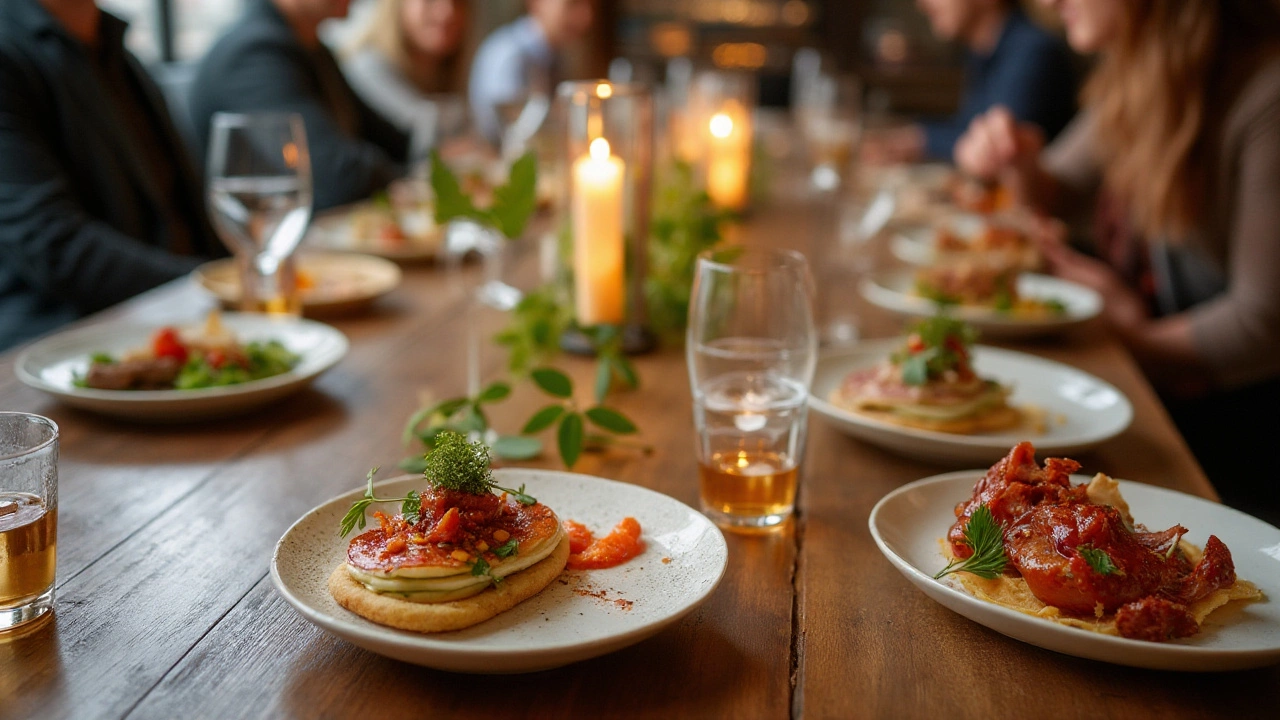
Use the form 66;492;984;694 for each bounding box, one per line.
596;82;613;99
589;137;611;161
781;0;811;26
712;42;767;70
709;113;734;139
282;142;299;168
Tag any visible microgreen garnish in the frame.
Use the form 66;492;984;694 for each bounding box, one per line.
934;505;1008;580
1079;546;1119;576
892;315;979;387
339;468;425;537
421;432;539;504
493;538;520;558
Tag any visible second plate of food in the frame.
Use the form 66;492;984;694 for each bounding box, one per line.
861;269;1101;338
272;469;729;674
194;251;401;316
809;337;1133;465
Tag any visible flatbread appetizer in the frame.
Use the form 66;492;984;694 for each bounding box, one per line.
938;442;1262;642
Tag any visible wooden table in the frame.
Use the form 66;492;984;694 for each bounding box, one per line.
2;171;1277;720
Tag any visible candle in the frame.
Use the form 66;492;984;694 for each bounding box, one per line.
571;137;626;326
706;102;752;211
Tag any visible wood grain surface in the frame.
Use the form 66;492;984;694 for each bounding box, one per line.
1;155;1276;720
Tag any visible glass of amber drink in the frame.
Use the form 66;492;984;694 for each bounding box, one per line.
687;248;818;530
0;412;58;632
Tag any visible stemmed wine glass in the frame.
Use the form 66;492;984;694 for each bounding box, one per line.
206;112;313;315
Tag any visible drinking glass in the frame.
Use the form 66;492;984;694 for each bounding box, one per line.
207;112;313;316
800;73;863;193
687;247;818;529
0;413;58;632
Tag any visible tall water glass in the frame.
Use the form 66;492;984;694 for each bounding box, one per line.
0;413;58;632
687;248;818;529
801;73;863;193
207;112;313;316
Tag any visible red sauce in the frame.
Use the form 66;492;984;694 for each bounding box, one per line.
347;487;559;573
564;517;645;570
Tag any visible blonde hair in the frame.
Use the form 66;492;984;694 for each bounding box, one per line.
1086;0;1280;241
344;0;469;95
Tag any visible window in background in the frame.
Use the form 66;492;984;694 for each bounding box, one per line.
99;0;160;61
173;0;245;60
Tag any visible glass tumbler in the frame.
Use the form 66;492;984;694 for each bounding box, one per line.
0;412;58;632
687;248;818;529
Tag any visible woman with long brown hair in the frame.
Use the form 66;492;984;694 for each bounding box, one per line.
955;0;1280;519
342;0;471;155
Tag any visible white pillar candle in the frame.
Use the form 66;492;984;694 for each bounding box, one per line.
571;137;626;326
706;102;752;211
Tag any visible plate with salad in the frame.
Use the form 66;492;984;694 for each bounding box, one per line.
15;312;348;421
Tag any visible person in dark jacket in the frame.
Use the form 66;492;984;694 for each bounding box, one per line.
189;0;411;212
0;0;225;351
862;0;1077;164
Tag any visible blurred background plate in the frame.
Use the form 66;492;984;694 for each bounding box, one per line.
194;251;401;317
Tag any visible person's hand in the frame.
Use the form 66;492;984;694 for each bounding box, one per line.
954;106;1044;181
859;125;925;166
1026;216;1150;333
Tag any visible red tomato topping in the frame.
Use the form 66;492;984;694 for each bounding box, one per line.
906;334;925;353
563;520;594;555
152;327;188;363
427;507;462;543
567;517;645;570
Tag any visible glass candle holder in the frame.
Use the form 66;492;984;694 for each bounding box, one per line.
689;70;756;213
556;80;656;355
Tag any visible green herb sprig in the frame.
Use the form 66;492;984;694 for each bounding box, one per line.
892;315;979;387
1079;546;1120;576
934;505;1008;580
430;150;537;240
521;367;647;469
399;381;542;473
338;468;422;537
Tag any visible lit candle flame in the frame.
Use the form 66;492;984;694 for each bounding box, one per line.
589;137;611;161
709;113;734;139
596;82;613;99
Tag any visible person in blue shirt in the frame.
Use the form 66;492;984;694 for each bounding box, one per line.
863;0;1077;165
467;0;593;147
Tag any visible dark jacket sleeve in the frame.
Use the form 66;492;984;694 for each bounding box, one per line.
0;55;202;313
190;34;406;212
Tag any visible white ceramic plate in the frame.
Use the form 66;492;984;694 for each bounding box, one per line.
271;470;729;674
870;471;1280;671
861;270;1102;339
306;204;443;262
809;339;1133;465
15;313;347;422
889;212;988;266
195;252;401;315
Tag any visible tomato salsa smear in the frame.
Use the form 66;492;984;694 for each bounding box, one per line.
347;486;560;573
563;517;645;570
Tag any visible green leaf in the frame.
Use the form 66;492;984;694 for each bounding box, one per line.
610;354;639;388
522;404;565;434
558;412;584;468
489;151;538;239
494;482;538;505
1044;297;1068;315
477;382;511;403
491;435;543;460
493;538;519;558
933;505;1008;580
1079;546;1119;576
594;359;613;404
90;352;115;365
531;368;573;398
430;151;481;225
585;406;638;435
401;490;421;525
471;555;491;577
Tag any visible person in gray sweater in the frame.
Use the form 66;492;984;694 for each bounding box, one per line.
189;0;410;212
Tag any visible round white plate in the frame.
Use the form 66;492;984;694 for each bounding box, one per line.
194;252;401;316
15;313;347;422
889;213;988;266
861;270;1102;339
271;470;729;674
870;471;1280;671
306;204;442;262
809;339;1133;465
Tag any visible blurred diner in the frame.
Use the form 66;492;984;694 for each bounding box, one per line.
862;0;1077;164
467;0;594;147
0;0;224;352
189;0;410;211
955;0;1280;516
341;0;472;157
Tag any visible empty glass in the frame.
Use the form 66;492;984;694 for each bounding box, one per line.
206;112;313;316
0;413;58;632
687;248;818;530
